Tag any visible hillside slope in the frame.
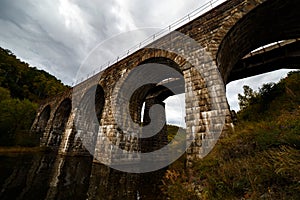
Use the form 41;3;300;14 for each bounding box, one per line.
0;47;69;146
0;47;68;101
161;71;300;199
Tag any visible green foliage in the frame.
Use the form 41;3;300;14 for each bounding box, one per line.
238;85;258;110
0;87;11;101
167;125;186;142
0;47;69;146
161;70;300;199
0;47;69;102
162;110;300;199
238;71;300;121
0;98;38;146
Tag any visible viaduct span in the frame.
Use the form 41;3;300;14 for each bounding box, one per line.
31;0;300;169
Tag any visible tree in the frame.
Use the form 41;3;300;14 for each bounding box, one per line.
0;46;69;101
238;85;258;110
0;98;37;146
0;47;69;146
0;86;11;101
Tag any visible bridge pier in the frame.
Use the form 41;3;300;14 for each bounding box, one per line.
29;0;300;178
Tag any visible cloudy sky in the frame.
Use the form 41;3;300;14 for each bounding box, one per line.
0;0;295;126
0;0;216;85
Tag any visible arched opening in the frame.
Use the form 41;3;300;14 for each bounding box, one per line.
217;0;300;84
126;57;186;153
140;85;185;152
35;105;51;134
71;85;105;154
48;98;72;147
140;93;186;127
118;57;186;197
217;0;300;113
164;93;186;128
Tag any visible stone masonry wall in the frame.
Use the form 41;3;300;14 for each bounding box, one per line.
31;0;288;166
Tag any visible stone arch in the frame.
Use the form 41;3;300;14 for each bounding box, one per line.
35;105;51;134
129;56;185;122
71;84;105;154
95;43;228;166
139;49;187;69
119;56;188;154
217;0;300;84
48;98;72;147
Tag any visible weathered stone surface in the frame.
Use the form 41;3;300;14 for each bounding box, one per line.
31;0;300;168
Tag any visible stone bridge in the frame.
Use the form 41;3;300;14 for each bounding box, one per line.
31;0;300;169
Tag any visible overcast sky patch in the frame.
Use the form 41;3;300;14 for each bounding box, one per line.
0;0;295;126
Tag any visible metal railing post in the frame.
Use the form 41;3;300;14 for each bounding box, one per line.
75;0;224;86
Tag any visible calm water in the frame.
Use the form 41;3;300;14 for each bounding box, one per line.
0;152;165;200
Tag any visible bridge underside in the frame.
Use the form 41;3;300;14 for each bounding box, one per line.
228;40;300;82
30;0;300;174
217;0;300;84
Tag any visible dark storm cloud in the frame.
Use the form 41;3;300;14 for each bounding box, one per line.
0;0;124;84
0;0;86;84
0;0;211;85
0;0;292;125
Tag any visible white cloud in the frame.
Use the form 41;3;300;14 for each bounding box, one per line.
111;0;137;32
164;94;186;128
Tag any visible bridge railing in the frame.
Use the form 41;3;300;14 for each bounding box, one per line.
73;0;226;86
244;38;300;59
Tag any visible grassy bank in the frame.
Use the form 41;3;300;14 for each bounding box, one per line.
161;109;300;199
161;71;300;199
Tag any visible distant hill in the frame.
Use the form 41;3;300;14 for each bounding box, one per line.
0;47;69;102
162;70;300;199
0;47;69;146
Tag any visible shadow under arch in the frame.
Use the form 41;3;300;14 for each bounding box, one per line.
217;0;300;84
121;56;186;199
71;84;105;155
125;57;185;153
48;98;72;148
35;105;51;135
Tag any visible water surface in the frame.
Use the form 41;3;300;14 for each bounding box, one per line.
0;152;165;200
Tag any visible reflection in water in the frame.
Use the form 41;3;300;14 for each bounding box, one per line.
0;153;166;200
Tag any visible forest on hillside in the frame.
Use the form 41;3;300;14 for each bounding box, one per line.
0;47;69;146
